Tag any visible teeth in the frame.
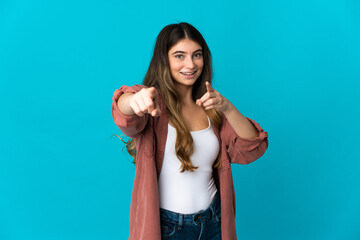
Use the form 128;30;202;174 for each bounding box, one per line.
182;71;196;75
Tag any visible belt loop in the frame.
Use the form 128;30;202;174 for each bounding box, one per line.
210;193;220;220
210;204;216;218
178;213;183;228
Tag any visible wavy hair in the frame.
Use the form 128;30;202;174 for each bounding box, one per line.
123;22;223;172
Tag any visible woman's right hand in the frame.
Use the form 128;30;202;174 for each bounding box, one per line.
128;87;161;117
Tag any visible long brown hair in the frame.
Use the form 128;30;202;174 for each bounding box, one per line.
124;22;223;172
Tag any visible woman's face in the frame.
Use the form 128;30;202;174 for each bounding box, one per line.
168;38;204;88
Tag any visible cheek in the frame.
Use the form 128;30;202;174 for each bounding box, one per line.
196;59;204;68
170;62;182;72
197;61;204;74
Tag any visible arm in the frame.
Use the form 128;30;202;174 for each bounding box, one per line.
111;85;148;137
195;81;269;164
221;114;269;164
222;102;260;139
117;92;136;116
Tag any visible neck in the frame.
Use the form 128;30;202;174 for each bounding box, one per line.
175;84;194;105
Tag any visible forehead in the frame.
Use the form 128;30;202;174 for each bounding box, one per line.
169;39;202;53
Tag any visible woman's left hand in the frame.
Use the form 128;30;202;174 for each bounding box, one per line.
196;81;232;113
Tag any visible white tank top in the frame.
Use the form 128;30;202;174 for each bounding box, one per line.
158;116;220;214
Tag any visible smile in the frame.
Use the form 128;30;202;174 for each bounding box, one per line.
180;70;197;76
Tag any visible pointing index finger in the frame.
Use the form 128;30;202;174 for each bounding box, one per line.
149;87;161;117
206;81;214;92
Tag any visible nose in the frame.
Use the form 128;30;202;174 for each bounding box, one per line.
184;56;196;69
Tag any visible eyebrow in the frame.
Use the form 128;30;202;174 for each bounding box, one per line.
171;49;202;55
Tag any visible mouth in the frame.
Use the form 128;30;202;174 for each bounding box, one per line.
180;70;197;78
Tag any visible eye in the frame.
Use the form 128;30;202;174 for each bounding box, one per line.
194;52;203;58
175;55;183;59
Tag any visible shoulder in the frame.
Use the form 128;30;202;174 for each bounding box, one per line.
117;84;147;93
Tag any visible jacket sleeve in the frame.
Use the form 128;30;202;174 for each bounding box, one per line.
221;115;269;164
111;84;149;137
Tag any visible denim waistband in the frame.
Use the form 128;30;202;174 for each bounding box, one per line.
160;191;220;225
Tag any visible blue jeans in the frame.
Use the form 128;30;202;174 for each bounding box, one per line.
160;192;222;240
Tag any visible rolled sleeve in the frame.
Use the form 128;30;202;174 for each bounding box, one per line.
222;116;269;164
111;84;149;137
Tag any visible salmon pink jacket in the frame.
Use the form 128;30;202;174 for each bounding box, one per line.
111;84;269;240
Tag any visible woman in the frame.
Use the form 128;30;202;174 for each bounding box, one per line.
111;22;269;240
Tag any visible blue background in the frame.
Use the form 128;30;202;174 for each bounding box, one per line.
1;0;359;239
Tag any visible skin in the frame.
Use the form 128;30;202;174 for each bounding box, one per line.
168;38;203;103
196;81;259;139
117;38;259;139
